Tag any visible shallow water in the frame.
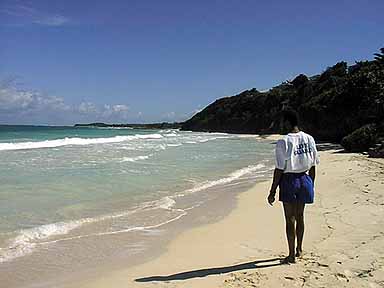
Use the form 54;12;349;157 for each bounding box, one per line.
0;125;274;286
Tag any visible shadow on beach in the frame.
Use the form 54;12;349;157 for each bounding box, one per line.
134;257;282;282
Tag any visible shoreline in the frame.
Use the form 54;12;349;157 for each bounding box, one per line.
0;171;272;288
69;148;384;288
0;134;279;288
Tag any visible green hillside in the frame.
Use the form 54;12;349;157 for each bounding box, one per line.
182;48;384;153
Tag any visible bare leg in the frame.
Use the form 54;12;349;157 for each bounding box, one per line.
295;203;305;257
283;203;296;263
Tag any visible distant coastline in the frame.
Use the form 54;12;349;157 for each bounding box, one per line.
73;122;182;130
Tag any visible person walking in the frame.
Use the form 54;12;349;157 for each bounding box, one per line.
267;110;319;264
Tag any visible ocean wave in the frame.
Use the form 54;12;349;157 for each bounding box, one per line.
39;208;188;246
95;127;134;130
197;136;230;143
159;129;180;133
0;134;163;151
0;194;178;263
120;155;151;162
164;132;178;137
146;196;176;210
182;163;266;195
206;132;229;135
235;134;265;138
0;163;269;263
0;220;85;264
167;143;182;147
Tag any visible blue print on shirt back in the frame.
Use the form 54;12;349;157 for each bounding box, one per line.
294;142;312;156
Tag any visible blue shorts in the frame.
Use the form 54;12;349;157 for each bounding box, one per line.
279;173;314;204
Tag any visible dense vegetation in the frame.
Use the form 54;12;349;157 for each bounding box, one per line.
181;48;384;153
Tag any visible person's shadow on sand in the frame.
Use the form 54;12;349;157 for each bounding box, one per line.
134;257;282;282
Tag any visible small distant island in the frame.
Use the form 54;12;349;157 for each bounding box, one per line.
74;122;182;130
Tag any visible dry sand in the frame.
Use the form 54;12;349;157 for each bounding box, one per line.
73;148;384;288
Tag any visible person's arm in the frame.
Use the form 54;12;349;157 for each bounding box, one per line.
309;166;316;183
309;136;318;183
267;168;284;206
268;139;286;206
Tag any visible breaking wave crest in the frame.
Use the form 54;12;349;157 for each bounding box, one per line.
0;163;269;263
0;134;163;151
0;196;177;263
120;155;151;162
183;163;267;195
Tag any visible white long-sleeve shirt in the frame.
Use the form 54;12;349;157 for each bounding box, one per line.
275;131;320;173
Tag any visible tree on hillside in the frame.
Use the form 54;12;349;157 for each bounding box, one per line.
182;48;384;146
374;47;384;64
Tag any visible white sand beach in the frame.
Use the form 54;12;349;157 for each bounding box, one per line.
70;147;384;288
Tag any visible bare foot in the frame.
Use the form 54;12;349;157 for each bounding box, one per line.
281;256;295;264
296;249;303;258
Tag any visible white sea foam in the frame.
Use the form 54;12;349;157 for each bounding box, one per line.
182;163;266;195
0;212;126;263
164;132;178;137
0;134;163;151
137;196;176;211
0;161;269;263
39;209;188;245
167;143;182;147
160;129;179;133
235;134;263;138
0;194;178;263
157;196;176;210
197;136;230;143
120;155;150;162
96;127;134;130
156;144;167;150
207;132;229;135
0;221;85;263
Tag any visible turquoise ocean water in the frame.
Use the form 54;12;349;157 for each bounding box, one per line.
0;125;274;272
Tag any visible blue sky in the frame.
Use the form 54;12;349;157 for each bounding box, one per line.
0;0;383;125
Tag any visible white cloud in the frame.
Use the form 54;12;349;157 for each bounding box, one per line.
111;104;129;113
0;79;199;125
34;95;70;111
0;81;133;124
78;102;98;114
160;106;203;122
101;104;130;120
0;87;33;111
160;110;198;122
161;111;176;120
33;15;70;26
0;83;69;112
0;3;71;27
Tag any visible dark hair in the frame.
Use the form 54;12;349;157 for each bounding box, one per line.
282;110;299;127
